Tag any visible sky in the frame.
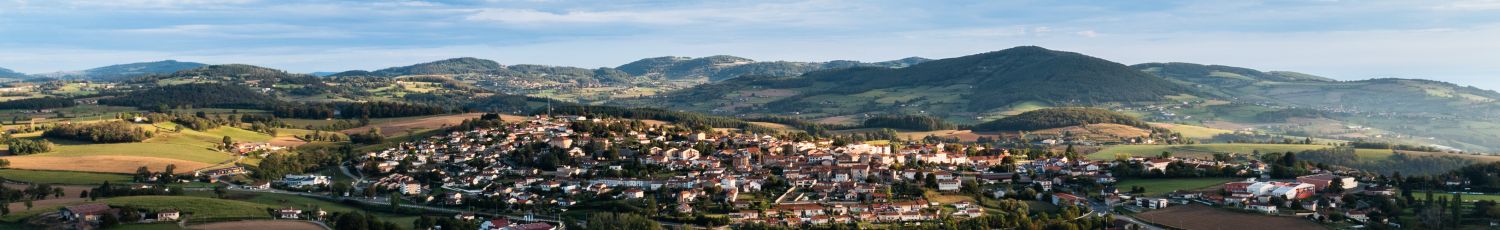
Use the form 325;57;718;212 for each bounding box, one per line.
2;0;1500;89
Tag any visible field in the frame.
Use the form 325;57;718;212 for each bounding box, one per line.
924;190;975;204
188;220;324;230
341;113;505;137
1135;204;1322;230
1086;144;1329;160
102;196;276;220
1150;122;1232;139
0;169;133;184
1114;178;1238;196
1411;190;1500;202
1355;148;1500;163
185;190;418;229
0;122;288;173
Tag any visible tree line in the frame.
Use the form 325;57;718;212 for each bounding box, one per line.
272;101;451;119
0;97;76;110
861;114;956;131
43;121;152;143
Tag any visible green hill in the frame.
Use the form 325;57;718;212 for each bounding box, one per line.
973;107;1148;131
372;57;503;76
619;46;1190;122
616;55;931;81
31;60;208;81
0;67;25;78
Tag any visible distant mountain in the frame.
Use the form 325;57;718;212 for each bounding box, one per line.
618;46;1189;122
35;60;207;81
371;57;503;76
309;72;338;77
0;67;25;78
616;55;931;81
1133;62;1500;114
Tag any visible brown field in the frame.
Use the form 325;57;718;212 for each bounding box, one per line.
748;122;798;132
2;183;92;212
189;220;325;230
341;113;509;137
268;136;308;147
1;155;213;174
1030;124;1151;139
1135;205;1321;230
833;129;998;142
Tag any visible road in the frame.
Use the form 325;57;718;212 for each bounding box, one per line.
1088;200;1164;230
200;184;567;229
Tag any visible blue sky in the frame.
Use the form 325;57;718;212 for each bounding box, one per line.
3;0;1500;89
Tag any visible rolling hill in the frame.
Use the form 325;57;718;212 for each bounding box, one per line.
31;60;207;81
616;46;1192;123
1135;62;1500;152
617;55;931;81
0;67;25;78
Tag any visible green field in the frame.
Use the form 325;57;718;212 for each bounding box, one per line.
1150;122;1232;139
1115;177;1239;196
1412;191;1500;202
0;169;134;184
185;191;418;229
1087;144;1329;160
103;196;276;220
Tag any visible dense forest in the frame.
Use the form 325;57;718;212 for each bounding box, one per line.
861;114;957;131
0;97;76;110
272;102;450;119
546;105;778;133
972;107;1149;131
1296;147;1474;176
43;121;152;143
99;83;276;110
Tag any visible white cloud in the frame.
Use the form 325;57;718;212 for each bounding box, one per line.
1075;30;1098;37
118;24;353;39
1432;0;1500;11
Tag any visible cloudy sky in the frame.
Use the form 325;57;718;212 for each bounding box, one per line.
2;0;1500;89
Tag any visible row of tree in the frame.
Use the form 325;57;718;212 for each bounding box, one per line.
42;121;152;143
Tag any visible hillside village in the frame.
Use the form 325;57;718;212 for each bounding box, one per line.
303;114;1411;229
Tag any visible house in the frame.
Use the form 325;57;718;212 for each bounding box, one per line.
1052;193;1087;206
479;218;513;230
157;209;180;221
281;174;331;187
278;207;303;219
1135;198;1169;209
60;203;113;223
1247;203;1278;214
507;223;556;230
247;181;272;190
937;179;962;192
621;189;645;199
1297;174;1357;191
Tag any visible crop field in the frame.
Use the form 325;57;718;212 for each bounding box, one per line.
0;169;133;184
1150;122;1232;139
341;112;507;137
1114;178;1238;196
104;196;276;220
188;220;324;230
0;123;269;173
1135;204;1322;230
1087;144;1329;160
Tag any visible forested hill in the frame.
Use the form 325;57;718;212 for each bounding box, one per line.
616;46;1193;122
0;67;24;78
972;107;1149;131
30;60;207;81
370;57;504;76
616;55;931;81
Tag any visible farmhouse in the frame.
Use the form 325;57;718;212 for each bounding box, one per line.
60;203;114;223
281;174;332;187
157;209;180;221
1296;174;1357;191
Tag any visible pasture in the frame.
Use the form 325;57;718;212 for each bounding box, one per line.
1135;204;1322;230
1114;177;1239;196
1087;144;1330;160
0;169;133;184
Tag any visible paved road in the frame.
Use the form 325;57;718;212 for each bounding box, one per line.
1088;200;1164;230
217;185;567;228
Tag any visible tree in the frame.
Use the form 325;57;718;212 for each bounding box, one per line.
23;200;31;210
1326;178;1346;194
100;212;120;228
389;193;401;213
222;136;234;150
